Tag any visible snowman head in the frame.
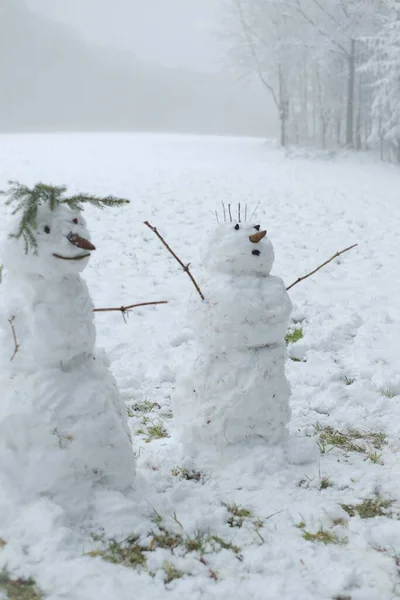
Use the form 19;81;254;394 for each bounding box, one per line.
202;222;274;276
3;203;95;278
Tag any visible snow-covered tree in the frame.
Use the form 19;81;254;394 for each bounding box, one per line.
223;0;387;152
363;0;400;161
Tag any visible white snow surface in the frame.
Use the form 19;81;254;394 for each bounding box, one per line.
0;133;399;599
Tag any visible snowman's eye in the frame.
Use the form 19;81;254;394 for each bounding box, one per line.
72;218;78;224
234;224;240;231
44;226;51;234
254;225;261;231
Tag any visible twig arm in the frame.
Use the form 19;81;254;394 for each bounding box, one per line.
8;316;19;361
93;301;168;313
144;221;205;300
286;244;358;291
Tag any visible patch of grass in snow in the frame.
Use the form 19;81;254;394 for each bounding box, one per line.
331;517;348;527
319;475;333;490
332;596;352;600
341;497;394;519
86;536;147;569
0;570;43;600
302;529;342;545
314;423;387;455
223;503;253;528
136;420;169;443
0;538;6;548
367;451;384;465
380;388;397;399
171;466;206;484
297;522;345;545
127;400;160;417
87;515;242;580
163;562;183;584
342;376;355;386
285;327;303;345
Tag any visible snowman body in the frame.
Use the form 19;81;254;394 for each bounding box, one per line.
0;205;135;515
173;222;292;453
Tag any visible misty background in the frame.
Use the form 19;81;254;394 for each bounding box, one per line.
0;0;277;136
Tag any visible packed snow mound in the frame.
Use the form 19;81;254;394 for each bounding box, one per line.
0;201;135;519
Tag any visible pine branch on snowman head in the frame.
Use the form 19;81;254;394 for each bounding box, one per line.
0;181;130;254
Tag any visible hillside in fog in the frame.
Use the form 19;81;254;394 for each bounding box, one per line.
0;0;273;136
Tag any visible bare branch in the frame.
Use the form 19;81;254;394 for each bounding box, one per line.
286;244;358;291
232;0;280;108
94;301;168;314
293;0;349;56
8;316;19;361
144;221;205;301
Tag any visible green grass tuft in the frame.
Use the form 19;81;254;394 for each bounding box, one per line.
136;420;169;443
341;497;394;519
127;400;160;417
367;451;383;465
343;376;355;386
285;327;304;345
171;467;205;483
86;536;147;569
163;562;183;584
0;569;43;600
314;423;387;455
302;529;341;544
319;476;333;490
223;503;253;528
380;388;396;399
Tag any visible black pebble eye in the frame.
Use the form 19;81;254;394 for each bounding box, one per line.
252;250;261;256
234;224;240;230
254;225;261;231
73;218;78;224
44;226;51;234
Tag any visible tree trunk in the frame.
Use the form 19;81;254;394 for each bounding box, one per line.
346;39;356;148
280;104;288;147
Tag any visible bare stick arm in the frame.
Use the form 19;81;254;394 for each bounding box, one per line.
144;221;205;301
93;301;168;313
286;244;358;291
8;316;19;361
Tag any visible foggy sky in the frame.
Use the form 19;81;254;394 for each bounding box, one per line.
27;0;224;71
1;0;277;136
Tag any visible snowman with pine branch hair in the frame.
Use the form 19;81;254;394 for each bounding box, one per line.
0;182;136;518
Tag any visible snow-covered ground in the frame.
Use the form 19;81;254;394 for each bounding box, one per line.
0;133;399;600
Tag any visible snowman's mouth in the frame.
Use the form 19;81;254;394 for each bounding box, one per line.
52;233;96;261
52;252;91;261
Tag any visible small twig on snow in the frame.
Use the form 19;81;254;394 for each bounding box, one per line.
286;244;358;291
144;221;205;300
8;316;20;361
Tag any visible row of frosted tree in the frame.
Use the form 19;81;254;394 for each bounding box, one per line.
224;0;400;162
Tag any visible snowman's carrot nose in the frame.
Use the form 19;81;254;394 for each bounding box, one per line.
67;233;96;251
249;230;267;243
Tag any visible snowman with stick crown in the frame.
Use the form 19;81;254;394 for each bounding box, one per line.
0;182;136;518
172;205;303;459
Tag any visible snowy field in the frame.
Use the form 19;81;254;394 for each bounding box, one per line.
0;133;399;600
